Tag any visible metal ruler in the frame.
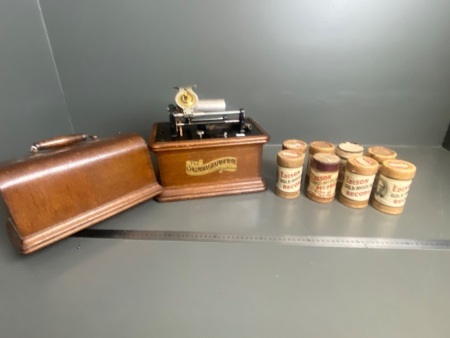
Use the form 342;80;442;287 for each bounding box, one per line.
73;229;450;251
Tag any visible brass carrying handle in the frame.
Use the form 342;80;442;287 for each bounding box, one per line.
30;134;98;153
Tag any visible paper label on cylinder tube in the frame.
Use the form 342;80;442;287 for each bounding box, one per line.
308;168;338;198
341;172;375;201
276;166;303;192
374;174;412;207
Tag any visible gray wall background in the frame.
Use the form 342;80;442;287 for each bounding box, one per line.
0;0;73;160
1;0;450;161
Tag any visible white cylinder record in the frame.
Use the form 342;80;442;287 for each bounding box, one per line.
195;99;226;112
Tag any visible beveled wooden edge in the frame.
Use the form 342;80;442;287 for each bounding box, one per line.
6;183;163;254
155;178;266;202
148;117;270;152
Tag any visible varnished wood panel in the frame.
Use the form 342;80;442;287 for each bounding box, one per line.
0;134;162;254
149;118;269;202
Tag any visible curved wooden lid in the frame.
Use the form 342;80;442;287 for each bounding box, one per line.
346;156;379;175
380;159;416;180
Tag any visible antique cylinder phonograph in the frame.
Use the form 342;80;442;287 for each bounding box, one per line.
149;85;270;202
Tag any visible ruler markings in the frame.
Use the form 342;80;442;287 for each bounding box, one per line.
72;229;450;251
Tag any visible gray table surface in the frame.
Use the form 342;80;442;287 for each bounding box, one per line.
1;145;449;338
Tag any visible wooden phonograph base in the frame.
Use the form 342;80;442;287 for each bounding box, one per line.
149;118;270;202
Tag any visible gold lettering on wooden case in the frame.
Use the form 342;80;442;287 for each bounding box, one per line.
186;157;237;176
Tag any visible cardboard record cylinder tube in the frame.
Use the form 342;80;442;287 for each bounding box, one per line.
366;146;397;164
365;146;398;198
305;141;335;185
339;156;378;208
371;159;416;215
335;142;364;193
275;150;305;199
282;139;308;154
306;153;340;203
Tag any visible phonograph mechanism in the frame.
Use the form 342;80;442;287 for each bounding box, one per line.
169;85;253;140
